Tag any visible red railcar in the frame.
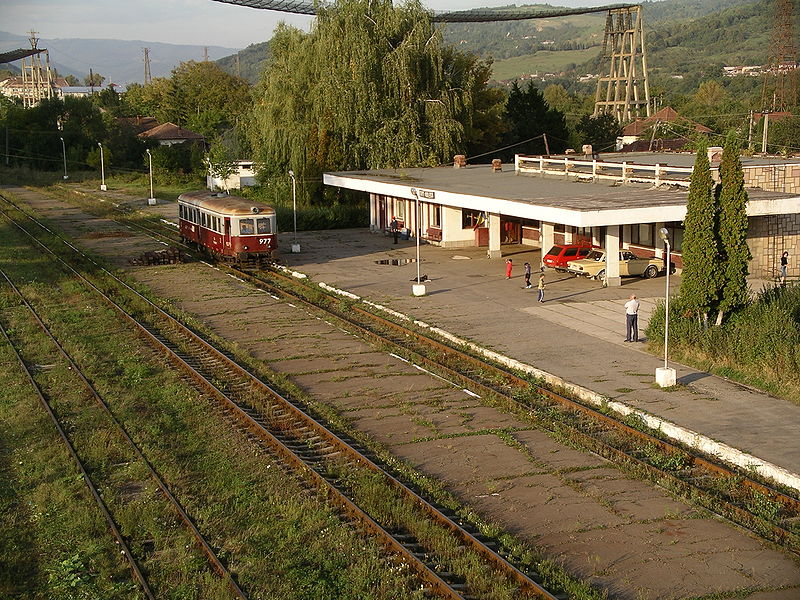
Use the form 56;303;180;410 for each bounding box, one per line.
177;190;277;262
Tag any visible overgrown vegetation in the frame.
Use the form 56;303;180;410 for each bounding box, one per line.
647;283;800;403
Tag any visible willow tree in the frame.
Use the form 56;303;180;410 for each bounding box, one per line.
716;131;751;324
250;0;502;195
680;137;720;326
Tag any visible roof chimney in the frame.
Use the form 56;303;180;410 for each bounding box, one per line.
453;154;467;168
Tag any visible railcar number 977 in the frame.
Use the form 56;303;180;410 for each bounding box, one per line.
259;238;272;246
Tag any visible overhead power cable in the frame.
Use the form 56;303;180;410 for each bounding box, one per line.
210;0;637;23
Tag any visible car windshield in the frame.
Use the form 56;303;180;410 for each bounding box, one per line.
586;250;604;261
546;246;563;256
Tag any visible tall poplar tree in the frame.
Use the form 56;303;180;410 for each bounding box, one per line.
716;131;751;323
250;0;503;195
680;137;720;326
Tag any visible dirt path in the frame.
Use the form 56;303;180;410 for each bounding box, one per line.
7;185;799;600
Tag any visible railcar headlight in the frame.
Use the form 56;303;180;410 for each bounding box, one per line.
243;245;249;250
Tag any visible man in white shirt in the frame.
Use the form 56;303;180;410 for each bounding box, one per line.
624;294;640;342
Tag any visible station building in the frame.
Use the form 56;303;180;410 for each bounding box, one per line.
323;152;800;285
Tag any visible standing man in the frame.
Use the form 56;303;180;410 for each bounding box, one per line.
390;216;399;244
624;293;640;342
524;262;532;288
537;273;546;302
780;251;789;285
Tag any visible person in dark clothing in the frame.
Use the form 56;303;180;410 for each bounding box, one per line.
390;217;399;244
780;251;789;285
524;262;532;288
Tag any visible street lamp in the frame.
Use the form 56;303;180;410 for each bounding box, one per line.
59;137;68;180
410;188;425;296
98;142;106;191
288;170;300;253
145;149;156;205
656;227;676;387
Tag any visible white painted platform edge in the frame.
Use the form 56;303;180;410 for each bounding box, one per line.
313;279;800;493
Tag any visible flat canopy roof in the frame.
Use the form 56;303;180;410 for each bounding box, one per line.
324;163;800;228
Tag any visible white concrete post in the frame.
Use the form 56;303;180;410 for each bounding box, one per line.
655;164;660;187
622;224;631;249
370;193;378;231
540;222;555;268
604;225;622;286
488;212;502;259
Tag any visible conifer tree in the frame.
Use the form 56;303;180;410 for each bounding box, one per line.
716;131;751;323
680;138;719;326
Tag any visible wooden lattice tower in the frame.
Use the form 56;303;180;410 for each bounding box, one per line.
593;6;651;123
762;0;798;112
20;31;54;108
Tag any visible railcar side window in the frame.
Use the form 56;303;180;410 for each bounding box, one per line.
201;212;208;228
179;205;184;219
239;218;255;235
256;218;271;234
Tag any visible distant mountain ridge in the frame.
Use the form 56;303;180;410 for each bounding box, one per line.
0;31;239;85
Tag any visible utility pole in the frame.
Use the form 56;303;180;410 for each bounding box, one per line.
89;68;94;94
761;112;770;154
203;46;209;62
747;110;754;149
542;133;551;156
142;48;151;84
235;53;241;78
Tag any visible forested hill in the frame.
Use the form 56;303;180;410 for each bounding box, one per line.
437;0;766;65
217;0;794;85
216;41;270;83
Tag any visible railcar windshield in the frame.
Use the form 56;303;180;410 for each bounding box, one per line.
257;218;271;234
239;218;255;235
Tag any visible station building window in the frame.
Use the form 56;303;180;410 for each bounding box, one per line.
631;224;654;247
521;218;540;228
430;205;441;228
394;201;405;223
663;222;684;252
462;209;484;229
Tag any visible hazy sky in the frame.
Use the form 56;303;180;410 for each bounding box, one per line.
2;0;634;49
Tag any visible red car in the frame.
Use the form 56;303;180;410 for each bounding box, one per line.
542;243;597;271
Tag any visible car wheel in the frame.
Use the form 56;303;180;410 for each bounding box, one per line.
595;269;606;280
644;265;658;279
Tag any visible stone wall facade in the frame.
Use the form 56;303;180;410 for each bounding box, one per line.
743;164;800;193
748;214;800;279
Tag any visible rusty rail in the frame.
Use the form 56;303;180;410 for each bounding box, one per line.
0;196;559;599
237;264;800;555
0;268;248;599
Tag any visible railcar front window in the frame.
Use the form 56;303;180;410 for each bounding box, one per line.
239;219;255;235
257;218;271;234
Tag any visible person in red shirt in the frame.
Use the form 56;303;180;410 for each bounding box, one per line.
505;258;513;279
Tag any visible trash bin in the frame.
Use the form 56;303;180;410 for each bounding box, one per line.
401;228;410;241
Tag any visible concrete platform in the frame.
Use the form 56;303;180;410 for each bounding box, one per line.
279;228;800;491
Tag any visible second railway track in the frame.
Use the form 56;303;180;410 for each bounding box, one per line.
1;194;563;598
4;186;800;598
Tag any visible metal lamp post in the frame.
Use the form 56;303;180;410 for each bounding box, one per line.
656;227;676;387
410;188;425;296
145;149;156;205
98;142;106;191
59;137;68;180
288;170;300;253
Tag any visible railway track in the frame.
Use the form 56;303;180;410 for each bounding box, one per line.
6;187;800;582
1;195;562;598
236;262;800;555
0;268;248;599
